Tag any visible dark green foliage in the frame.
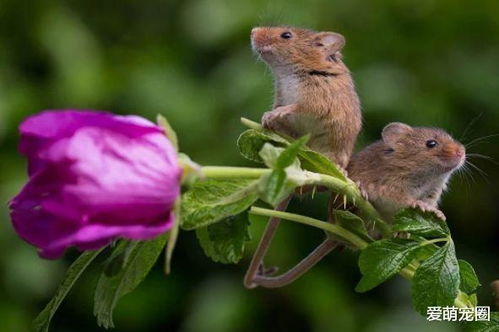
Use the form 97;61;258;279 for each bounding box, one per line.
181;179;259;230
33;249;104;332
93;235;168;329
393;208;450;238
412;241;460;315
356;239;423;292
196;213;251;264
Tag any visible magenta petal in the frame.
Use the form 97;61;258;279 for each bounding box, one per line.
10;110;181;259
19;109;159;139
19;110;163;175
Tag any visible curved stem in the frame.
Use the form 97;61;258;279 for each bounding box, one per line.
250;207;471;309
250;207;368;250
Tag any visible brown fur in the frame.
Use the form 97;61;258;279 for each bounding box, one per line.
251;26;361;168
347;123;466;220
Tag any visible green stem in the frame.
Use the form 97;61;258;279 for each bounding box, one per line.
250;206;368;250
419;237;449;247
201;166;269;179
249;207;472;309
200;166;389;235
313;173;389;235
240;117;263;130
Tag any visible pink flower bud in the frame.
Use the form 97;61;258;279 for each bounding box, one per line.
9;110;182;259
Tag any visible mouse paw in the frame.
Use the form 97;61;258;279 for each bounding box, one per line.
411;201;446;221
262;111;293;133
431;209;446;221
257;264;279;277
261;111;279;130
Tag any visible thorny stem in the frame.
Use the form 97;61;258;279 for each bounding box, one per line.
200;166;390;236
241;117;390;232
200;125;473;308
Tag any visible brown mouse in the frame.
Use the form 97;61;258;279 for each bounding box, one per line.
347;122;466;221
251;26;361;168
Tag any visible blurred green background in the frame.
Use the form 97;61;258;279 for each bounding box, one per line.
1;0;498;331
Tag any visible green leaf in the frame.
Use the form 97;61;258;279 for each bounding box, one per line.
237;128;346;180
412;240;460;315
93;235;168;328
458;259;481;294
259;143;286;169
393;208;450;238
196;213;251;264
334;210;372;242
469;293;478;307
356;239;423;292
165;201;181;274
237;129;288;163
181;178;259;230
103;241;133;277
156;114;178;151
275;135;309;169
33;248;104;332
258;169;296;207
258;139;305;171
257;141;309;206
297;150;347;181
464;312;499;332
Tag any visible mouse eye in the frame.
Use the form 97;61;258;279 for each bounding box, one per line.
280;31;292;39
426;139;438;148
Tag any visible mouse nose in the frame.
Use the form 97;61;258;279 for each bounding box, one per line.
441;144;465;162
455;146;465;159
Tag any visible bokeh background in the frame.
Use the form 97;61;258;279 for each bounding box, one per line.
1;0;498;331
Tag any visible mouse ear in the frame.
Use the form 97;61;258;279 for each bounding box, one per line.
315;32;345;53
382;122;413;144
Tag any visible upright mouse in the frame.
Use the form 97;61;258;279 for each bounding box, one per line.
347;122;466;221
251;26;361;168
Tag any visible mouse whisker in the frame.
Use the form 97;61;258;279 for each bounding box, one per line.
457;164;475;189
464;133;499;149
456;170;469;191
459;112;483;142
466;153;498;165
465;160;490;184
462;163;478;183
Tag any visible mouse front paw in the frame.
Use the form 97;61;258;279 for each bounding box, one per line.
261;111;279;130
411;201;446;221
262;104;298;130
